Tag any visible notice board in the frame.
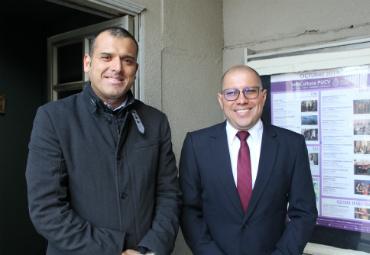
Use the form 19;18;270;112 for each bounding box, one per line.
261;65;370;252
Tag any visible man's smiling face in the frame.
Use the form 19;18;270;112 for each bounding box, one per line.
218;67;266;131
83;31;138;107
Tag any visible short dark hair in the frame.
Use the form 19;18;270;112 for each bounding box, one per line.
89;26;139;57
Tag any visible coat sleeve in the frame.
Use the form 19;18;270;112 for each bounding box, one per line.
179;133;227;255
272;135;318;255
26;106;126;255
137;114;182;255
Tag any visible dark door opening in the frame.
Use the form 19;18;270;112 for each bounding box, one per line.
0;0;109;254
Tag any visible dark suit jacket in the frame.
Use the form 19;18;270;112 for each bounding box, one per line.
26;84;181;255
179;121;317;255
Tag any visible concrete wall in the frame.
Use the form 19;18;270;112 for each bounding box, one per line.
223;0;370;72
134;0;224;160
131;1;224;254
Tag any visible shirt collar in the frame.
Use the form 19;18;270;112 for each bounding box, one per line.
226;119;264;146
85;82;134;112
103;97;128;111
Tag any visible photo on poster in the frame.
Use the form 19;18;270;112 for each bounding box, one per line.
354;119;370;135
313;182;319;202
354;159;370;175
309;153;318;165
353;99;370;114
307;146;319;175
354;180;370;195
313;181;320;215
355;208;370;220
301;128;318;141
301;115;318;125
301;100;318;112
354;140;370;154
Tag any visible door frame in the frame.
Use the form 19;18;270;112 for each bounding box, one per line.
46;0;146;102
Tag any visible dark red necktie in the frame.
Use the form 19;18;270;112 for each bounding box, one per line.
236;131;252;213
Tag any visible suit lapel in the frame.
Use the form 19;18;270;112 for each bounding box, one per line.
209;121;244;218
244;123;279;221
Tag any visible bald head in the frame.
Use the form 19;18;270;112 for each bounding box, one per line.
217;65;267;131
221;65;262;89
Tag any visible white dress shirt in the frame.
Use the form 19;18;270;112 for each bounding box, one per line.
226;119;264;189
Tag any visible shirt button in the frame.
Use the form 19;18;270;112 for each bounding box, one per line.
120;192;127;199
106;117;112;124
243;223;248;229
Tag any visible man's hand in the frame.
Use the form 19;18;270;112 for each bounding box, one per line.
122;249;141;255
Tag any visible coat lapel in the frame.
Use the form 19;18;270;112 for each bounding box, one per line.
209;121;244;218
244;123;279;221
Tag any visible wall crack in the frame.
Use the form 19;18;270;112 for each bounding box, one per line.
223;22;370;50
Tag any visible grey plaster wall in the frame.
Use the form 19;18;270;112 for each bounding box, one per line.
134;0;224;158
223;0;370;72
131;1;224;254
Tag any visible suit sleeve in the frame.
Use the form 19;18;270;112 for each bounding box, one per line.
272;135;318;255
179;133;227;255
26;107;126;255
137;114;182;255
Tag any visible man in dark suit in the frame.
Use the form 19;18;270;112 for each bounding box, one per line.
26;27;181;255
179;65;317;255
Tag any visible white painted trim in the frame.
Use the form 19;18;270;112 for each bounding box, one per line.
46;0;117;18
46;0;146;102
245;46;370;75
245;37;370;62
47;16;134;101
138;14;145;103
86;0;146;15
304;243;368;255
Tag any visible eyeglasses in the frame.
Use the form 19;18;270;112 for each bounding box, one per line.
221;87;263;101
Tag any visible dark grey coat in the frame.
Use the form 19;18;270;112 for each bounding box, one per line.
26;84;181;255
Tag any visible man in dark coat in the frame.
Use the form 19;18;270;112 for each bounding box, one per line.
26;27;181;255
179;65;317;255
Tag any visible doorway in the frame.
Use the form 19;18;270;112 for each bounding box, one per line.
47;16;133;101
0;0;113;253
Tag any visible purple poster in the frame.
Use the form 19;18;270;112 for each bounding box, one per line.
271;65;370;233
